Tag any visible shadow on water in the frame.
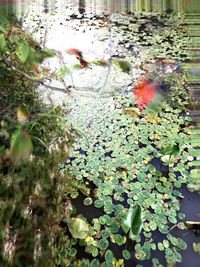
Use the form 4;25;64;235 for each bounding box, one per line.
79;0;86;15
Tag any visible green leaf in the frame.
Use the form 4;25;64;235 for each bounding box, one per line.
158;242;164;251
158;224;169;234
71;63;81;69
101;229;111;238
122;205;143;240
114;234;126;245
122;249;131;260
177;238;187;250
160;144;179;157
67;218;89;239
0;5;10;26
189;169;200;179
112;59;132;73
16;40;30;63
0;25;6;33
130;213;142;238
121;207;133;234
40;48;55;58
58;66;68;77
17;107;28;124
168;216;177;224
150;221;157;231
91;247;98;257
10;130;33;166
94;199;104;208
178;212;185;220
163;239;169;248
98;238;109;250
105;250;114;263
193;242;200;254
27;48;55;66
91;259;100;267
91;59;108;67
80;259;90;267
0;34;6;50
174;251;182;263
83;197;93;206
69;248;77;257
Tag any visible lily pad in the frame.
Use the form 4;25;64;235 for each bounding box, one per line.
98;238;109;250
122;249;131;260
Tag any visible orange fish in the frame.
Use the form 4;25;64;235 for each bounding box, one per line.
133;77;156;110
65;48;83;59
66;48;89;68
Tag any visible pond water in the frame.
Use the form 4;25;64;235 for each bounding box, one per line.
17;1;200;266
21;3;141;105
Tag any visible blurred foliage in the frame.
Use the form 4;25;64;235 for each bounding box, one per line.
193;242;200;254
0;6;89;267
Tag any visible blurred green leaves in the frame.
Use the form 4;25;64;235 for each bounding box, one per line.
10;129;33;166
0;34;6;51
160;144;180;157
122;205;143;240
67;218;89;239
193;243;200;254
112;59;132;73
16;40;30;63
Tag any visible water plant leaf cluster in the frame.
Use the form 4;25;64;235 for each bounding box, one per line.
65;81;194;265
60;13;198;267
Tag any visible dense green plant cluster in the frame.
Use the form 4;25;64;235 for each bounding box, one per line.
120;13;189;69
0;6;89;267
60;14;198;267
65;79;193;266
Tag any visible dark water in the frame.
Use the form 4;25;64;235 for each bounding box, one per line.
176;187;200;267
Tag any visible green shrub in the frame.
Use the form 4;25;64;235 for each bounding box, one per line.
0;7;88;266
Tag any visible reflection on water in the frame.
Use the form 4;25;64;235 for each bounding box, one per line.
22;2;142;103
12;0;188;15
78;0;85;14
0;0;135;17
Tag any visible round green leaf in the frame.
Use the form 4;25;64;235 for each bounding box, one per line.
98;238;109;250
150;221;157;231
94;200;104;208
158;242;164;251
122;249;131;260
83;197;93;206
105;250;114;262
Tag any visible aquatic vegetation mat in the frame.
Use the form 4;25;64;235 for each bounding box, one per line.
63;77;199;266
48;12;199;267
